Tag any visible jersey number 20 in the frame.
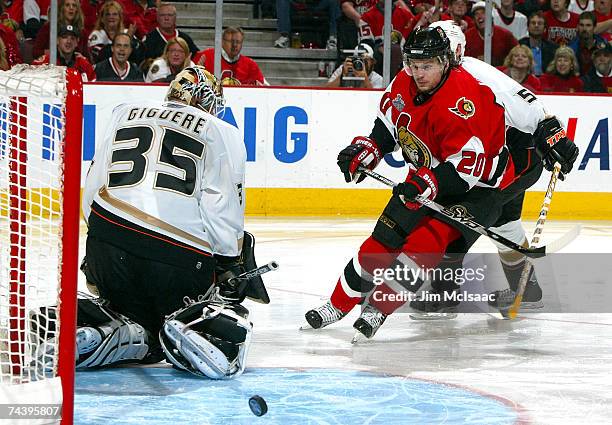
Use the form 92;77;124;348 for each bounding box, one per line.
107;125;205;196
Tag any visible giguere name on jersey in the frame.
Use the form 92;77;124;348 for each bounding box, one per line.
127;107;208;137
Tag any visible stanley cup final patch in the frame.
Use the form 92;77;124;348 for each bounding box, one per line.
448;97;475;119
392;94;405;112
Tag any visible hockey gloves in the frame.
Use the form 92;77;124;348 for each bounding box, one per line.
337;136;382;183
214;255;246;303
393;165;438;210
534;116;579;180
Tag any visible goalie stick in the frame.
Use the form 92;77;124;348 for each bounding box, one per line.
202;261;279;302
358;167;579;257
505;163;561;319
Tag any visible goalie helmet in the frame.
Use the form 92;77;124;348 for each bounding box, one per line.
429;20;466;66
160;299;252;379
166;65;226;117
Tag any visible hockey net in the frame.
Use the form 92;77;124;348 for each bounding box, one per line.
0;65;82;424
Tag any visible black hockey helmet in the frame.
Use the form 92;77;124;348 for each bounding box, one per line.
403;26;452;65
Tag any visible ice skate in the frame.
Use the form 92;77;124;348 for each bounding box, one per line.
302;300;347;330
352;304;387;340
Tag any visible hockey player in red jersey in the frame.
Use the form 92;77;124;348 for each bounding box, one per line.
304;27;523;339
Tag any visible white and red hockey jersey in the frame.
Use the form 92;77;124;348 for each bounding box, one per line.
83;100;246;257
377;67;513;191
460;56;548;134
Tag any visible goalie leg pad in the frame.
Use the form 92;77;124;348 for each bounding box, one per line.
160;301;252;380
75;299;150;369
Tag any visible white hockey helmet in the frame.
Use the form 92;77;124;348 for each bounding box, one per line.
166;65;226;117
429;20;466;65
160;300;252;380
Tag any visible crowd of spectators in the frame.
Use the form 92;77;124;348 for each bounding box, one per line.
0;0;609;92
270;0;609;92
0;0;268;85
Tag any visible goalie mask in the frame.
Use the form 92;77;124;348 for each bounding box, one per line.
166;65;226;117
160;299;252;379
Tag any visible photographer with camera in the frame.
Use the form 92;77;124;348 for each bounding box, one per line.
325;41;383;88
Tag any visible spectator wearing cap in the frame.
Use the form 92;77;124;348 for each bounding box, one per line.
33;24;96;81
94;32;143;82
544;0;580;45
33;0;89;59
493;0;528;40
193;27;267;86
326;41;383;88
569;11;609;74
519;11;559;75
142;3;198;62
465;1;518;66
582;41;612;91
539;45;584;91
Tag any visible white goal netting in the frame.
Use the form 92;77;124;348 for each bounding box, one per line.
0;65;76;399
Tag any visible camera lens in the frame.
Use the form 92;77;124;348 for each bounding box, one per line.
353;57;364;71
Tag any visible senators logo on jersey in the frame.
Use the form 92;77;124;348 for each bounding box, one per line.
448;97;476;120
395;112;432;168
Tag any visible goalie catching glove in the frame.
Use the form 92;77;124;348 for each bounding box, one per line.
534;116;579;179
337;136;382;183
392;165;439;210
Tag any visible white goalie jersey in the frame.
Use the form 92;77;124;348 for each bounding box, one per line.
83;100;246;257
461;56;548;134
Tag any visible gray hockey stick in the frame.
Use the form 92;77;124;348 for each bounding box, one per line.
358;167;579;257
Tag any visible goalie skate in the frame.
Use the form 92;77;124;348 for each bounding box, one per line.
302;301;347;330
488;288;544;310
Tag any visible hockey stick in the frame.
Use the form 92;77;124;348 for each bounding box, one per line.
506;163;561;319
202;261;279;302
358;167;579;257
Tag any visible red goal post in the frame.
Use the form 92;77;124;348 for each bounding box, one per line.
0;65;82;425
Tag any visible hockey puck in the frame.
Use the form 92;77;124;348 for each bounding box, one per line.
248;395;268;416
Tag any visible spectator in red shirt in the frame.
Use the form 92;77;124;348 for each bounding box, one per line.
465;1;518;66
117;0;158;40
33;24;96;81
594;0;611;40
0;22;22;66
194;27;266;86
540;45;584;91
360;0;416;43
33;0;88;58
441;0;473;32
499;44;542;91
544;0;580;44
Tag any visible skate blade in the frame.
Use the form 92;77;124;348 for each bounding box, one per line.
299;322;314;331
409;313;458;321
351;332;363;345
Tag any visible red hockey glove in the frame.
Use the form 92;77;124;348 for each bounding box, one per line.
392;166;439;210
534;116;579;180
337;136;382;183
